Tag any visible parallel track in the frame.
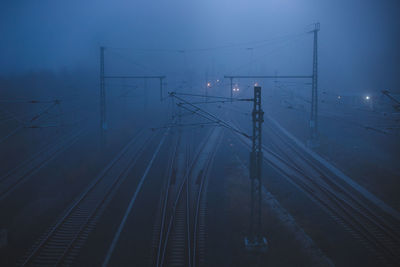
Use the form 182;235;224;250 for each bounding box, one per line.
232;115;400;266
154;127;221;267
263;118;400;266
0;129;85;201
19;129;155;267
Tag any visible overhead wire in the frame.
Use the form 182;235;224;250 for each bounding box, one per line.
103;29;309;85
104;30;308;54
226;33;309;75
169;93;250;138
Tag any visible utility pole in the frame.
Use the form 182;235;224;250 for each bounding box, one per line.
100;46;107;134
160;77;164;101
205;71;210;103
308;23;320;147
245;85;268;252
230;77;233;102
225;23;320;148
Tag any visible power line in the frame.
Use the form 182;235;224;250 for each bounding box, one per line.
168;92;250;138
169;92;252;101
103;31;307;54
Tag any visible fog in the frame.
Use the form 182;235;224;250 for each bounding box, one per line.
1;2;400;266
1;0;399;94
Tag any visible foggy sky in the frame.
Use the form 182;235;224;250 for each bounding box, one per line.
1;0;399;93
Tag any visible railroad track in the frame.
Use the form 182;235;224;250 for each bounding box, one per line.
264;117;400;266
153;127;222;267
18;129;156;267
0;129;85;202
232;116;400;266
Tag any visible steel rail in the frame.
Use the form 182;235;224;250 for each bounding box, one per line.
192;129;222;267
0;128;85;201
20;129;152;266
158;128;215;267
231;115;400;265
263;118;400;264
155;136;180;267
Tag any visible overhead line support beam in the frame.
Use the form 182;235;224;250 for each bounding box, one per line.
224;75;312;79
104;76;166;79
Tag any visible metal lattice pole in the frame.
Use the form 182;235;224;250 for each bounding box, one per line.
246;86;267;252
310;23;320;145
160;77;164;101
230;77;233;102
100;46;107;133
